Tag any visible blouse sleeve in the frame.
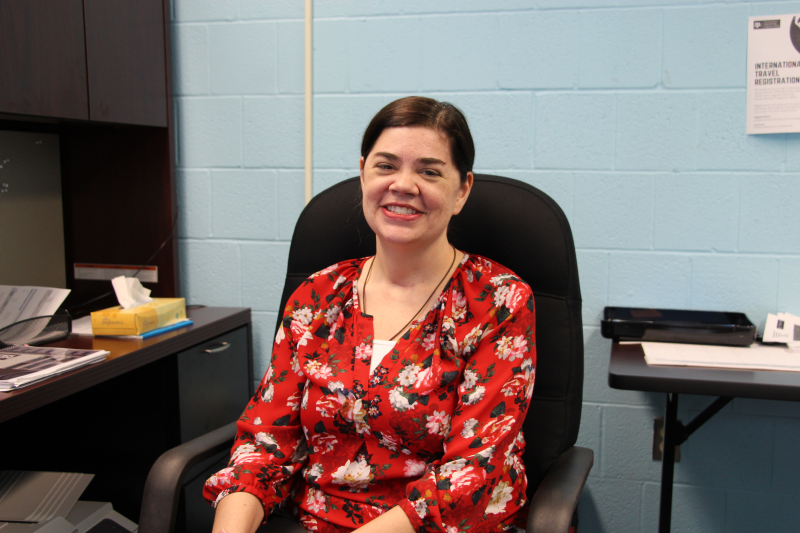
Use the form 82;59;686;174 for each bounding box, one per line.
203;303;309;517
397;279;536;533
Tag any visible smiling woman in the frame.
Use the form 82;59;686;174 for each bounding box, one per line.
204;97;538;533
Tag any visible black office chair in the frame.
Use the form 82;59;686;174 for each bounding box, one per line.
139;175;593;533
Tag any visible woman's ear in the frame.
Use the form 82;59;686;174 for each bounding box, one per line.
453;171;474;215
359;156;366;185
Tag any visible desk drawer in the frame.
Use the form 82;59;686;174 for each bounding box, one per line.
177;325;251;443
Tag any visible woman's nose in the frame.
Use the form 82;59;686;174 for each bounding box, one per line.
389;169;419;195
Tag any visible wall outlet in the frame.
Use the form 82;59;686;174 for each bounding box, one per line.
653;417;681;462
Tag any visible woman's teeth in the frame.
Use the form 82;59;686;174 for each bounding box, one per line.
385;205;419;215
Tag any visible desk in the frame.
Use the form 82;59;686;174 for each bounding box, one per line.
608;342;800;533
0;306;253;527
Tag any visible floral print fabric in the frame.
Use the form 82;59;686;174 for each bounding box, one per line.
204;253;537;533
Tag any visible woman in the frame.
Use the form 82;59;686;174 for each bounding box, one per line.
205;97;536;533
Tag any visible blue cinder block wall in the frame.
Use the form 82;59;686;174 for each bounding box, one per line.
171;1;800;531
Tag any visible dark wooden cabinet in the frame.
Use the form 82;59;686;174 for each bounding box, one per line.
84;0;168;127
0;0;177;311
0;0;89;120
0;0;168;127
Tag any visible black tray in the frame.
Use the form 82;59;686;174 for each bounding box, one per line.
601;307;756;347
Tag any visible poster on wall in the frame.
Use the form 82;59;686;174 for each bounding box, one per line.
746;14;800;134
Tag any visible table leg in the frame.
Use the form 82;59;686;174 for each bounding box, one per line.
659;392;679;533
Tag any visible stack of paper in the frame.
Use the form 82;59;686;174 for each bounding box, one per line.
642;341;800;372
0;346;108;391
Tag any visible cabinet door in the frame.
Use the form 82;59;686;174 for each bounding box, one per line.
83;0;168;127
0;0;88;119
177;326;252;443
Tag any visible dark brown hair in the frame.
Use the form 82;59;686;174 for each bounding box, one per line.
361;96;475;183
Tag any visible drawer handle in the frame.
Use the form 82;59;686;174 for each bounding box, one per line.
204;342;231;354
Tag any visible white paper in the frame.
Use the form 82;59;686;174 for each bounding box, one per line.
642;341;800;372
111;275;153;309
746;14;800;134
763;312;800;344
0;286;70;330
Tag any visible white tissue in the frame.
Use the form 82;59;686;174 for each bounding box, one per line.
111;276;153;309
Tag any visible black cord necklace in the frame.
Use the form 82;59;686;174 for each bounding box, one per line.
362;245;457;341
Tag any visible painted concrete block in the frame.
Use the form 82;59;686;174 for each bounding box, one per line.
725;490;800;533
731;397;800;419
211;169;278;239
691;255;779;330
243;96;304;168
497;11;578;89
698;91;785;171
209;22;277;95
420;14;498;91
576;250;608;326
577;8;662;89
313;20;349;93
313;170;356;197
602;404;666;482
674;411;773;490
740;175;800;253
576;403;602;475
313;95;395;168
778;257;800;316
179;240;241;307
173;0;238;22
641;483;725;533
172;24;209;96
787;133;800;170
277;169;305;241
577;477;642;533
502;171;574;220
241;242;292;313
535;93;615;170
241;0;304;20
749;2;800;17
608;252;692;309
252;311;280;380
771;417;800;492
662;5;749;88
438;92;534;169
177;97;242;168
582;327;662;407
278;21;304;94
348;17;420;93
573;173;654;249
177;169;211;239
654;174;738;252
615;92;697;171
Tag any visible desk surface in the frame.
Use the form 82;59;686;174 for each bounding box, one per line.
0;306;250;423
609;342;800;402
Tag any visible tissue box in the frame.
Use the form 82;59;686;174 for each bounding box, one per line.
91;298;186;336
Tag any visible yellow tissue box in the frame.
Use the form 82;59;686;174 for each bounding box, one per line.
91;298;187;336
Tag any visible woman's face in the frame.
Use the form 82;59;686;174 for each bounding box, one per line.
360;126;472;251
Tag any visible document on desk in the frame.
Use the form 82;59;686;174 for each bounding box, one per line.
0;286;70;330
0;346;107;390
642;341;800;372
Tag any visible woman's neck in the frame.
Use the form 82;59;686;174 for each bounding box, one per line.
371;235;456;289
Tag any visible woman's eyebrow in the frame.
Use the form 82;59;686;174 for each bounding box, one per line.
373;151;399;161
419;157;446;166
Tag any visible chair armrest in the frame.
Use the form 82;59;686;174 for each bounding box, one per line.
139;422;237;533
527;446;594;533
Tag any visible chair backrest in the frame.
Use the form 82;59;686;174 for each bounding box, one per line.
276;174;583;498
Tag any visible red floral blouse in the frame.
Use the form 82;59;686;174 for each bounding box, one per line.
204;253;536;533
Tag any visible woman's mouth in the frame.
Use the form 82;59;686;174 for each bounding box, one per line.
384;205;421;215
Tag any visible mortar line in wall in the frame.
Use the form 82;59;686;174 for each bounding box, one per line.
308;87;747;97
310;3;751;21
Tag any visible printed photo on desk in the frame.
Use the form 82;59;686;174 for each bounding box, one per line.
0;346;107;391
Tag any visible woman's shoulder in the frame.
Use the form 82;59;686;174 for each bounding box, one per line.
458;252;532;294
285;257;366;303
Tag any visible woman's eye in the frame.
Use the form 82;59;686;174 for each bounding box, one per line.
421;169;441;177
376;163;393;170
